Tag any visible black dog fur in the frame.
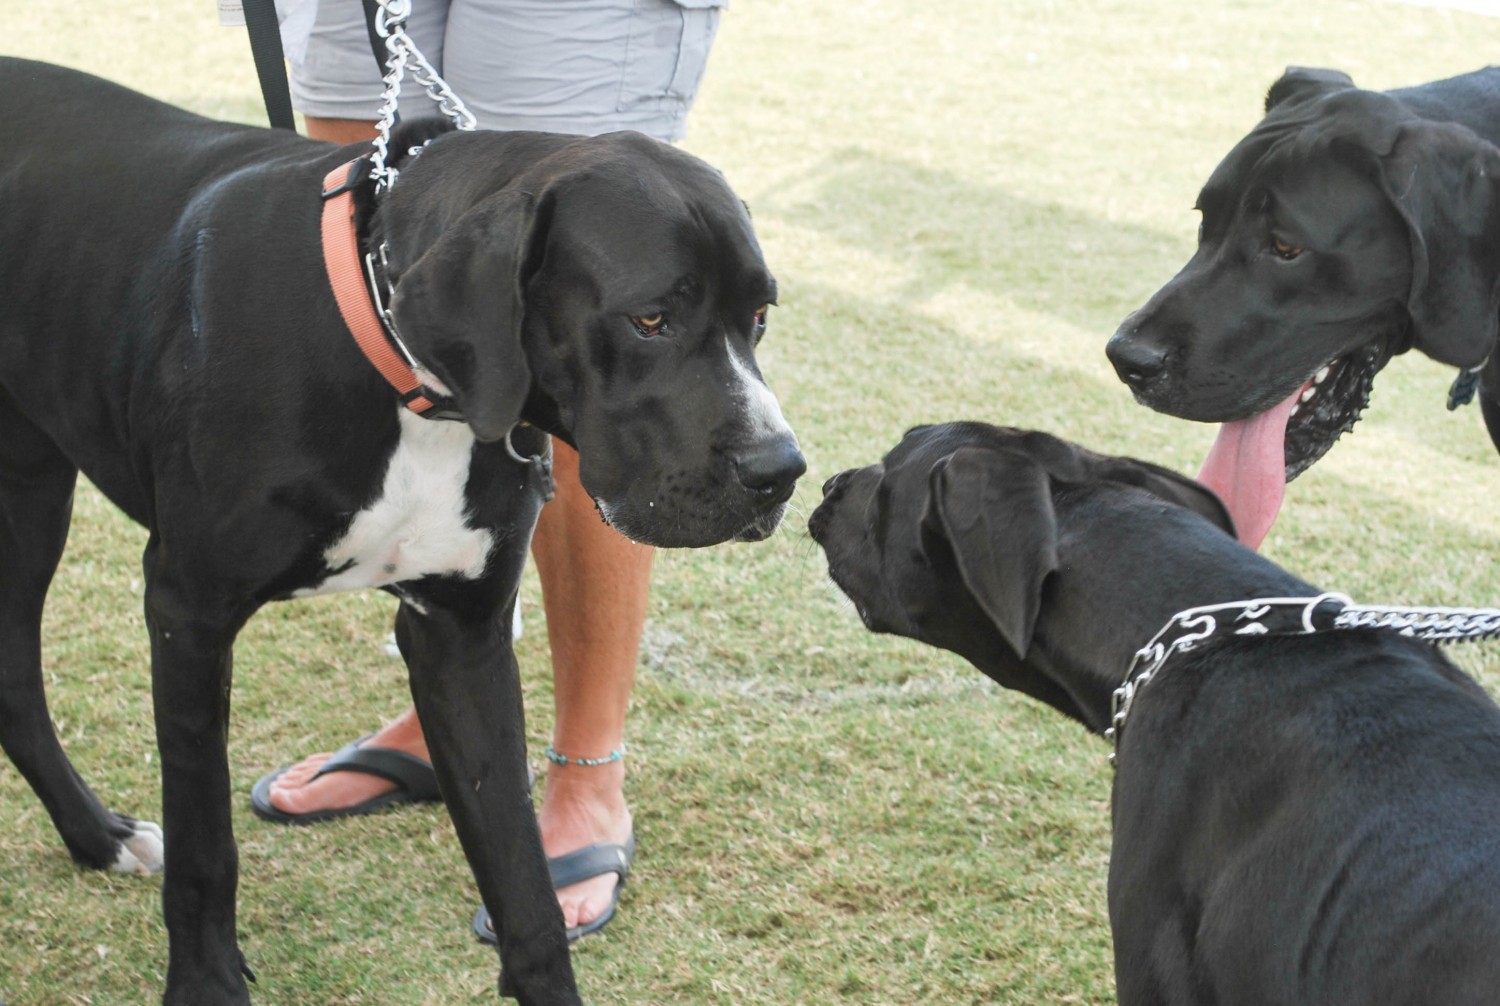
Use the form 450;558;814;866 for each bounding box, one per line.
0;58;803;1005
1108;65;1500;479
810;422;1500;1005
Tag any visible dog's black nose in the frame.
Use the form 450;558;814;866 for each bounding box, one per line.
736;439;807;501
1106;330;1169;391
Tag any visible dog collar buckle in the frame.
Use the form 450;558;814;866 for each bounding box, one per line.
321;154;373;201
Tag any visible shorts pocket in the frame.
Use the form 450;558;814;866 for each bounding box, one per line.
617;0;727;114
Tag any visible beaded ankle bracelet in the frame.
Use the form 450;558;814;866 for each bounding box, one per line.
544;743;627;767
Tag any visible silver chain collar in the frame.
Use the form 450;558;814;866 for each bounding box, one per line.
368;0;478;194
1105;592;1500;764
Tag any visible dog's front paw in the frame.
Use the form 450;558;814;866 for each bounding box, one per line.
111;819;165;875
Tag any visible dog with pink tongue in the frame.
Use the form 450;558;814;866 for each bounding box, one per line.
1107;65;1500;543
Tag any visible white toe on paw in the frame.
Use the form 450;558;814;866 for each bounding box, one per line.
112;821;165;876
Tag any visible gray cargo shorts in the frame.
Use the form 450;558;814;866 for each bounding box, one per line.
288;0;724;141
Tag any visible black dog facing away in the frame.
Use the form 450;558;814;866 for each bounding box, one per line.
0;58;803;1005
810;422;1500;1005
1107;65;1500;547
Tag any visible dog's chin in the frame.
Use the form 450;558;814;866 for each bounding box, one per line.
1283;340;1387;480
733;503;790;543
593;498;788;548
817;553;914;637
822;568;883;632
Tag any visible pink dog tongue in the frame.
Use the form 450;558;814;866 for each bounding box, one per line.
1196;387;1302;550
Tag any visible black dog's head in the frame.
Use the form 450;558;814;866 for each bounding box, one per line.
1106;67;1500;528
379;129;804;548
808;423;1234;727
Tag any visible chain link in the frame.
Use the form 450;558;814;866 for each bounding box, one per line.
368;0;477;194
1106;594;1500;765
1333;604;1500;642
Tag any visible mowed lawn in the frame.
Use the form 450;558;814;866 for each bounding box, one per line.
4;1;1500;1003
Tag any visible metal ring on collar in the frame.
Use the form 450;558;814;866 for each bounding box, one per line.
1302;591;1352;632
504;424;546;465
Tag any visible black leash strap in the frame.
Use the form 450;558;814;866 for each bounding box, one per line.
361;0;391;78
240;0;391;132
240;0;295;130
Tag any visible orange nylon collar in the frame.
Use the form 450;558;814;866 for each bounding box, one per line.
320;157;440;416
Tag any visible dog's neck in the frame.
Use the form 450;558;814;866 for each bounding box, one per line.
1029;499;1318;734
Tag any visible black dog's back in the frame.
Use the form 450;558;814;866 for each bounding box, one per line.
1387;65;1500;143
0;57;336;522
0;57;307;224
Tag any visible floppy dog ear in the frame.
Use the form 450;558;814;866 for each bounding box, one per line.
389;190;538;442
1379;122;1500;368
929;447;1058;656
1102;458;1238;539
1265;67;1355;113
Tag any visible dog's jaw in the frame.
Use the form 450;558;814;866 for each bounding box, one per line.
733;501;793;542
594;486;794;548
1282;341;1384;479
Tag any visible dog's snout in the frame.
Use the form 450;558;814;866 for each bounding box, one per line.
736;438;807;501
821;470;852;498
1106;328;1170;391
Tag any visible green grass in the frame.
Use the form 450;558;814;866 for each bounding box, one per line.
5;1;1500;1002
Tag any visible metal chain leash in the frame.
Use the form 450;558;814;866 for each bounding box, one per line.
368;0;477;194
1106;592;1500;763
1332;602;1500;641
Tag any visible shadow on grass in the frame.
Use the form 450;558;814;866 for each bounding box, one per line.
753;145;1189;335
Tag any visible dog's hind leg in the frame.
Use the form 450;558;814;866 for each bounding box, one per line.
0;392;164;875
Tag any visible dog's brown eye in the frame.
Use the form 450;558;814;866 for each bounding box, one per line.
1272;238;1303;261
753;304;769;330
631;313;666;336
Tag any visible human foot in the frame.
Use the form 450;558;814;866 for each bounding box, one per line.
540;758;634;933
251;710;435;822
475;756;634;942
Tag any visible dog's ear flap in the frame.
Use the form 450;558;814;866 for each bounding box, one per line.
929;447;1058;656
1102;458;1238;539
1265;67;1355;113
390;190;539;442
1378;123;1500;368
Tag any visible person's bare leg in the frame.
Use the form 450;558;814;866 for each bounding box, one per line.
302;115;379;145
531;441;651;931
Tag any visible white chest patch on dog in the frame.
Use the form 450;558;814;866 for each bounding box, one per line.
294;409;494;598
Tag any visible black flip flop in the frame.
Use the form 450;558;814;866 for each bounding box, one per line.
472;833;636;944
249;735;441;825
